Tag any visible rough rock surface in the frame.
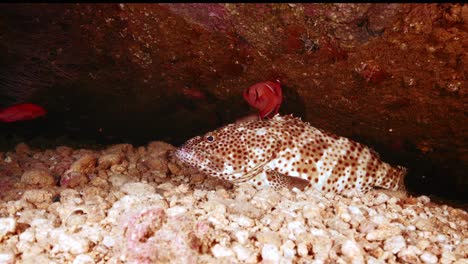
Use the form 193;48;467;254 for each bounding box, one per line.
0;3;466;209
0;142;466;263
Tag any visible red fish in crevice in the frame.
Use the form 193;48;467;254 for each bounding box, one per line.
243;80;283;119
0;103;47;122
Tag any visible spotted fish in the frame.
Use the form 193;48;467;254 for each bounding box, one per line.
175;114;406;194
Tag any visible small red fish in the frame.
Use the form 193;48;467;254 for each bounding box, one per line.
243;80;282;119
0;103;47;122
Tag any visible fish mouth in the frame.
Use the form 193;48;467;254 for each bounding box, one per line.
174;147;190;162
174;146;208;165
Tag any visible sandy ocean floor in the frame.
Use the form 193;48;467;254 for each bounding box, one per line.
0;141;466;264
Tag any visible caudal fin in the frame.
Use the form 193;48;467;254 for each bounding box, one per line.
395;165;408;192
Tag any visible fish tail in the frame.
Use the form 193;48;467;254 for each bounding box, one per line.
375;163;407;191
395;165;408;192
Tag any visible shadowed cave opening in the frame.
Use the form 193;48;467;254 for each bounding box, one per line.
0;3;466;208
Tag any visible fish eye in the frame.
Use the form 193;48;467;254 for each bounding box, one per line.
206;135;214;142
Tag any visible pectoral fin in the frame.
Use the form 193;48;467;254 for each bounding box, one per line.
229;160;269;184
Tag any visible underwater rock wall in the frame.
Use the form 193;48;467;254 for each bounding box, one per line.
0;3;466;200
